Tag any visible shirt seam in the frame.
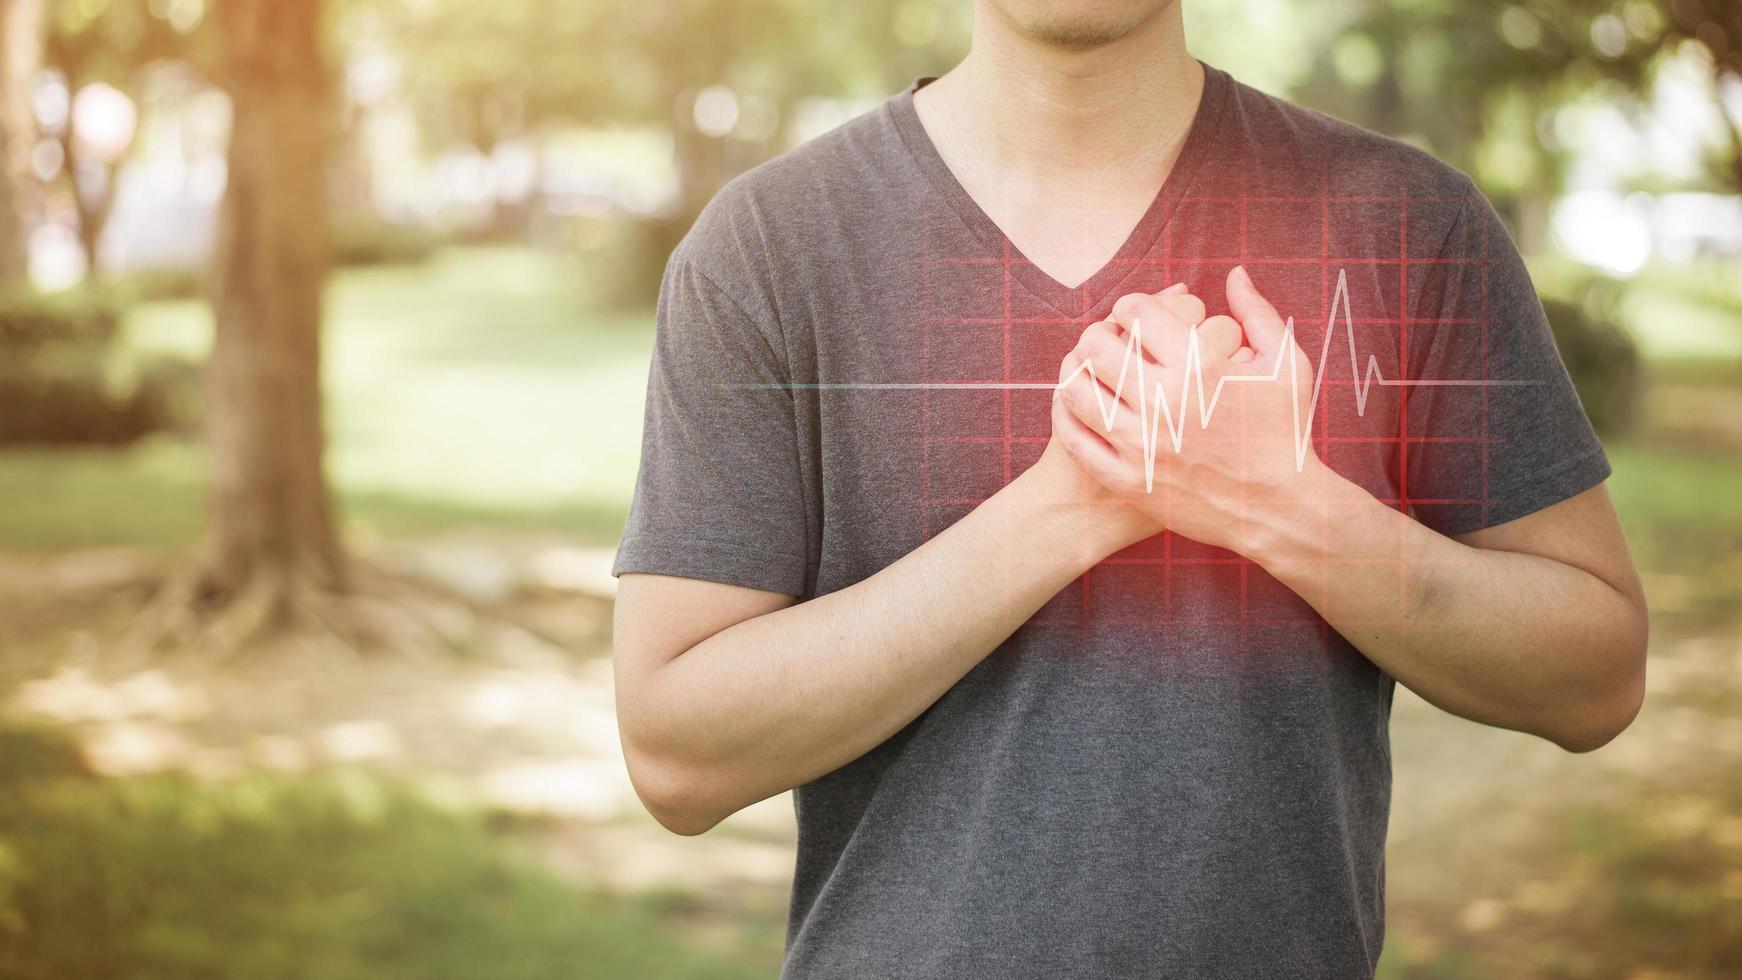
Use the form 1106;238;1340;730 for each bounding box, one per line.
675;248;798;387
1409;176;1480;330
671;226;818;598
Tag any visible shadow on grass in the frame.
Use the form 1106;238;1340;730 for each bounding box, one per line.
1381;784;1742;980
0;726;766;980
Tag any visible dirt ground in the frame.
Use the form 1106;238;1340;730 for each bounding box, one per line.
0;538;796;906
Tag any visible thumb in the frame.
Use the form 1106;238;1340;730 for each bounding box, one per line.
1226;265;1288;360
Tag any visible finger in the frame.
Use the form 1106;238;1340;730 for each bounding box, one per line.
1087;316;1158;366
1111;287;1206;365
1059;361;1140;455
1075;324;1149;410
1054;348;1113;421
1158;290;1208;330
1194;314;1243;361
1226;265;1289;361
1230;346;1257;364
1053;393;1126;473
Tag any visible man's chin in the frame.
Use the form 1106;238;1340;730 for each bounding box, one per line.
988;0;1175;48
1024;23;1135;47
1017;15;1149;48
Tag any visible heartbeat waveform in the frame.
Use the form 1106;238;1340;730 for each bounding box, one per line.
754;269;1537;491
1056;269;1538;490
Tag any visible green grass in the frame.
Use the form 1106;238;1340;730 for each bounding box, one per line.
0;727;769;980
1604;440;1742;622
0;439;635;550
1620;260;1742;367
28;245;655;551
1608;442;1742;533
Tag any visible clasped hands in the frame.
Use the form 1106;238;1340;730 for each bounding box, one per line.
1045;265;1336;557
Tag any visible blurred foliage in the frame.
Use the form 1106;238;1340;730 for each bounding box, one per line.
0;726;768;980
47;0;210;82
1294;0;1742;204
0;288;194;445
114;267;205;303
0;285;120;353
44;0;212;273
360;0;974;292
103;222;446;310
562;213;678;310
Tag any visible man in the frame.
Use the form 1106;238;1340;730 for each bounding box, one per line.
610;0;1648;976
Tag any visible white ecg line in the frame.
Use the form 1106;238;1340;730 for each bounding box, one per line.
752;269;1537;491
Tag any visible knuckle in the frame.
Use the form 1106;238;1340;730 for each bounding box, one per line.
1130;296;1165;324
1113;294;1162;328
1163;293;1207;324
1111;293;1146;320
1085;333;1120;364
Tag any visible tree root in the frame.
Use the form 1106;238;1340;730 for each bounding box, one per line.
116;553;571;664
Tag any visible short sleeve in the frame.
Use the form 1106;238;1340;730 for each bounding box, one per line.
1403;181;1611;536
609;248;811;595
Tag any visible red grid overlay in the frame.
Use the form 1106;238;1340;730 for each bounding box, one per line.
916;176;1497;631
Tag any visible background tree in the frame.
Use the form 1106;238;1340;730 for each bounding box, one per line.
42;0;208;277
127;0;343;653
0;0;41;282
202;0;339;601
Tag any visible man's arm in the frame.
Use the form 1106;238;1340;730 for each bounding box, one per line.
614;439;1154;836
1250;479;1646;752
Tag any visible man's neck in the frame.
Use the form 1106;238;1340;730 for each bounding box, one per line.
915;2;1204;184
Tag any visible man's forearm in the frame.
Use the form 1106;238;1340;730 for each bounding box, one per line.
624;458;1143;834
1246;467;1647;751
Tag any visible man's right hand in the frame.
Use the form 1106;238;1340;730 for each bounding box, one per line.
1028;372;1163;560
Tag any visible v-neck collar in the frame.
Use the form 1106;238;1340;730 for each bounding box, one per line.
888;61;1232;319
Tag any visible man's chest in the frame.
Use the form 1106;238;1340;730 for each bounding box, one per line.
795;207;1411;600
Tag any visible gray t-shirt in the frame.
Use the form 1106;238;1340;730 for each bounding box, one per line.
613;63;1609;978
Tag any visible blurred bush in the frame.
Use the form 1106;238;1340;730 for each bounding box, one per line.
114;268;206;303
1542;278;1644;438
556;215;685;311
332;220;446;268
0;289;197;446
0;288;120;353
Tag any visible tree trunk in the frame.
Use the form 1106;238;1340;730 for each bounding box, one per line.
200;0;344;615
59;124;109;278
0;0;40;282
